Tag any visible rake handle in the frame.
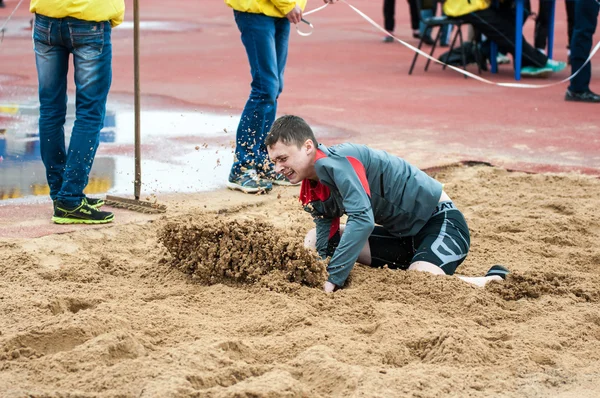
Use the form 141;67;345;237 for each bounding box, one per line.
134;0;141;200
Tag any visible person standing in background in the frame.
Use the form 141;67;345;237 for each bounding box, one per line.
225;0;339;194
383;0;421;43
565;0;599;103
534;0;575;61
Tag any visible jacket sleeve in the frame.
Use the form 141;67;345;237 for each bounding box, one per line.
317;158;375;287
270;0;297;16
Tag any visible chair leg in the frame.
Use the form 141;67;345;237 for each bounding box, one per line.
408;37;426;75
424;28;442;72
457;29;467;78
442;26;461;70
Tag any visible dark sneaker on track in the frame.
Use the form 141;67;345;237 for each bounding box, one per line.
565;89;600;103
52;200;114;224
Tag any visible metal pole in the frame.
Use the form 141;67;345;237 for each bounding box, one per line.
105;0;166;213
134;0;141;200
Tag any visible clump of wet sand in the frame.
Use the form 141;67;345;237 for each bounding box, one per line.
158;216;328;289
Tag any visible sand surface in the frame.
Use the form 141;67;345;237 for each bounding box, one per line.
1;165;600;397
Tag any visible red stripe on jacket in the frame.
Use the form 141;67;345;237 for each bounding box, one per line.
300;149;339;239
346;156;371;197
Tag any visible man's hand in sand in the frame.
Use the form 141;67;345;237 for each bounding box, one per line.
286;6;302;24
324;281;337;293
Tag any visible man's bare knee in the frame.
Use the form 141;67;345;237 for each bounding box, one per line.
304;228;316;249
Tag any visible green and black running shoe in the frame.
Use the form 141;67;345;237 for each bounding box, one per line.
84;197;105;209
52;200;114;224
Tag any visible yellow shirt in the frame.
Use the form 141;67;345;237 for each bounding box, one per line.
225;0;307;19
443;0;491;17
30;0;125;27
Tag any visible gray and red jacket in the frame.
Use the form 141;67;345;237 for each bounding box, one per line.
301;143;443;286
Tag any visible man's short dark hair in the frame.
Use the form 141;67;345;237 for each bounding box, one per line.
265;115;318;148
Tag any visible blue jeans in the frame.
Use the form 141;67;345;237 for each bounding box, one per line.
568;0;599;93
230;11;290;179
33;14;112;207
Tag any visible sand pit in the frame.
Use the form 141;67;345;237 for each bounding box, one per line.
1;165;600;397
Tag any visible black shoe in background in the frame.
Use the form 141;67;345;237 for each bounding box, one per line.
565;89;600;103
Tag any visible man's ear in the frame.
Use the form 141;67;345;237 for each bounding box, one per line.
304;139;315;153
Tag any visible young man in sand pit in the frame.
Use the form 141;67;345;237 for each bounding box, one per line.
266;115;509;293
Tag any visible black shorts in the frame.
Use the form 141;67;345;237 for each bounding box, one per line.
326;201;470;275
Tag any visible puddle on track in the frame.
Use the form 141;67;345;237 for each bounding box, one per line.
0;100;239;205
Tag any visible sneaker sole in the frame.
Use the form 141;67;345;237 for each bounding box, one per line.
226;182;271;194
521;71;552;78
52;216;114;224
565;95;600;103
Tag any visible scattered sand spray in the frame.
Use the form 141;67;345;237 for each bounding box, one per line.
158;216;328;289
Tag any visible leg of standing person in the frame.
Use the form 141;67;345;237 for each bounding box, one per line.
228;11;288;193
257;17;293;182
383;0;396;42
34;14;114;223
34;14;70;204
62;19;113;206
565;0;576;63
534;0;550;53
408;0;420;38
53;17;114;223
566;0;600;102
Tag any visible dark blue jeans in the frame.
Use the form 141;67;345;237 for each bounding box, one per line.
230;11;290;179
33;14;112;207
569;0;599;93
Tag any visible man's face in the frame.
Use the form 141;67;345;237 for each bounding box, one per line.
267;139;317;184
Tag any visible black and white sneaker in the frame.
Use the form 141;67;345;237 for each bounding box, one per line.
565;89;600;103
